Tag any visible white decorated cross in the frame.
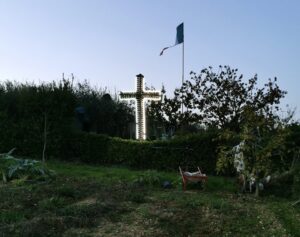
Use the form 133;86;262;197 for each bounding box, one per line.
120;74;161;140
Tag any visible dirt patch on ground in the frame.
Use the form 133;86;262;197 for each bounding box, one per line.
75;197;97;206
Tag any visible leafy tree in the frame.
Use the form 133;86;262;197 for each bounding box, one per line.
216;107;289;196
113;101;135;138
74;81;134;137
148;66;286;134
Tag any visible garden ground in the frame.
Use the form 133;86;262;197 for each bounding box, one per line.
0;161;299;237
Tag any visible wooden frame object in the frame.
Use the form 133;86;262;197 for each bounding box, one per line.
179;166;208;191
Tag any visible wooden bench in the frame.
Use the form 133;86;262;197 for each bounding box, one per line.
179;166;208;191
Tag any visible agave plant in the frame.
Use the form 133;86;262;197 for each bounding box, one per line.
0;148;55;183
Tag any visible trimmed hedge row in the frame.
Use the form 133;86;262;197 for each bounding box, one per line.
60;132;219;174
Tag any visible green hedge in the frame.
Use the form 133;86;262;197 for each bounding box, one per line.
4;124;299;175
0;124;218;173
292;165;300;197
59;132;218;174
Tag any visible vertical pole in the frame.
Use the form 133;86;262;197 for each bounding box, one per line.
136;74;144;140
181;41;184;114
71;73;74;88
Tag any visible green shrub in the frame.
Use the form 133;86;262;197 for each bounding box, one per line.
133;170;163;186
0;149;55;182
292;164;300;197
0;129;219;173
60;132;218;173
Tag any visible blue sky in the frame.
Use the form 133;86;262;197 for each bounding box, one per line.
0;0;299;118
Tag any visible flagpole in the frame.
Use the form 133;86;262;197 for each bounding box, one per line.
181;40;184;114
159;22;184;113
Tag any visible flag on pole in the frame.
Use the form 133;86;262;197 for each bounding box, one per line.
160;23;184;56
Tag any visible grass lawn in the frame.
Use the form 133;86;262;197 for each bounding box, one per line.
0;160;299;237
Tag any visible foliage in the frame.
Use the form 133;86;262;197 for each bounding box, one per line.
61;131;218;173
285;123;300;168
0;79;134;160
148;65;286;134
293;164;300;196
283;123;300;197
0;80;77;159
216;108;289;196
264;171;295;198
0;149;55;182
133;170;163;186
74;81;134;137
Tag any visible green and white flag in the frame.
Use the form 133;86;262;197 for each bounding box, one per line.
160;23;184;56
